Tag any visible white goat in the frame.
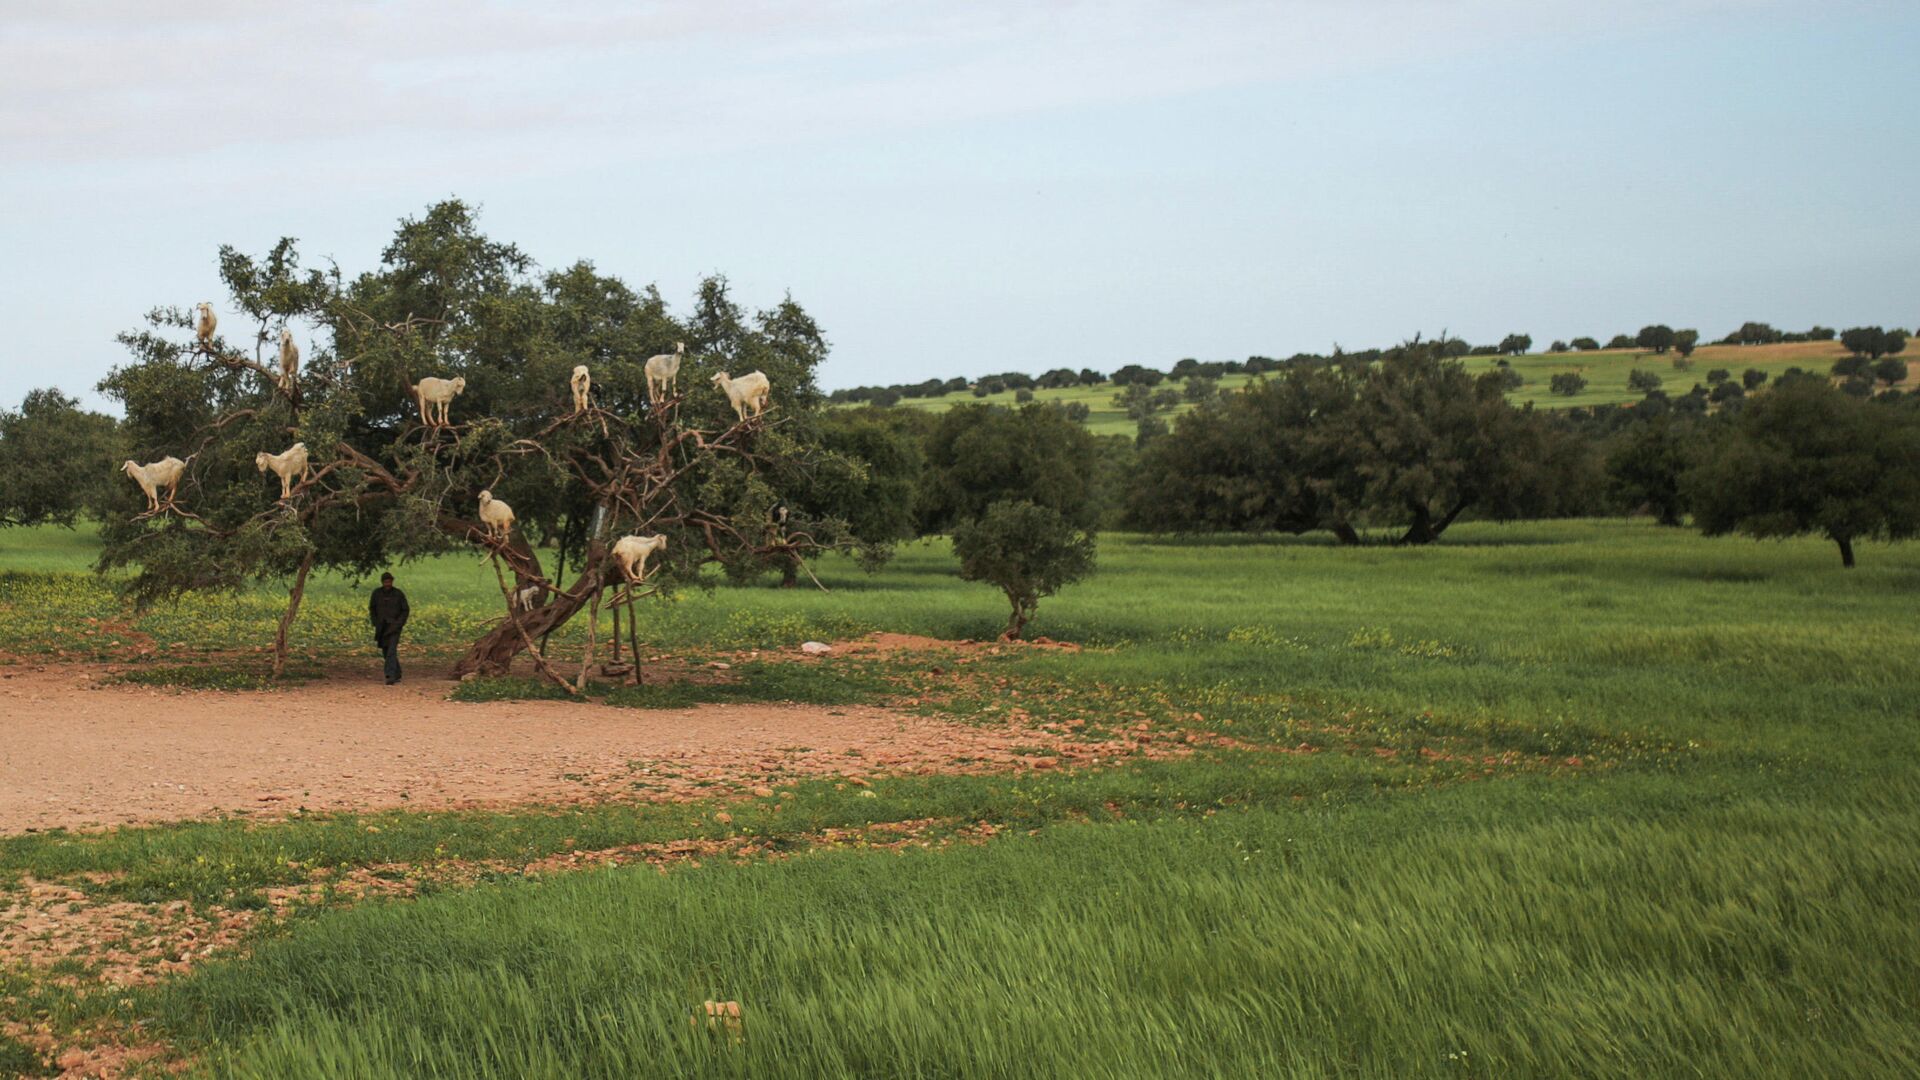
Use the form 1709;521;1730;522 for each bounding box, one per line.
645;342;685;404
194;303;217;347
477;489;515;541
122;456;186;512
611;534;667;582
570;365;592;414
277;330;299;392
513;583;546;611
254;442;312;499
412;376;466;426
711;370;770;423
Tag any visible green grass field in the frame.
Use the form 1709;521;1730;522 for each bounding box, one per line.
873;340;1878;435
3;520;1919;1076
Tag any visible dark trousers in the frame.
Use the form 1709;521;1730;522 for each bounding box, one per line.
379;631;402;683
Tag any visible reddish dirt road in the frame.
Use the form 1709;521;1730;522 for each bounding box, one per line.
0;663;1043;834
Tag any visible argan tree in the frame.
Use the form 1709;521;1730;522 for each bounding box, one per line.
1685;381;1920;567
97;201;888;680
0;389;120;528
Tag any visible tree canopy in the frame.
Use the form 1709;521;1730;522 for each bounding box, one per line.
0;389;121;528
97;199;880;678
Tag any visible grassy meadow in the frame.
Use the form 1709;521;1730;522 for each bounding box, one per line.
3;520;1919;1076
880;340;1893;435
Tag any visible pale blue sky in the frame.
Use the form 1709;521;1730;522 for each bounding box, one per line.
2;1;1915;411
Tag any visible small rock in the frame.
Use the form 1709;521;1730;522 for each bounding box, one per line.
800;641;832;656
714;811;733;824
750;786;774;798
58;1049;87;1070
708;661;732;670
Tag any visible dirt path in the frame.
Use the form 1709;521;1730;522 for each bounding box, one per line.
0;663;1046;835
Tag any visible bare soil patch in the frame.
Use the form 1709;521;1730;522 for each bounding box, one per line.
0;661;1101;836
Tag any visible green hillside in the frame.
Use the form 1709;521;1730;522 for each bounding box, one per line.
859;340;1885;437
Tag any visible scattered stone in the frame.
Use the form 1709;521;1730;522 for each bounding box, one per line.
800;641;832;656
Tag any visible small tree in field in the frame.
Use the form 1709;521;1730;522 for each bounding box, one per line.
953;499;1095;640
1499;333;1532;356
1686;381;1920;567
1627;368;1663;393
1549;372;1587;397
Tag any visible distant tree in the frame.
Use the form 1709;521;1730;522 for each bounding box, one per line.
1674;329;1699;358
1110;364;1163;387
1670;354;1693;372
1133;415;1169;448
1014;388;1034;403
871;388;902;407
1469;344;1501;356
1169;358;1201;381
1873;357;1909;387
970;384;990;398
1548;340;1569;353
1493;367;1525;391
1841;326;1907;360
1570;337;1601;351
1686;380;1920;567
943;377;970;394
1549;372;1588;397
1077;368;1105;386
1708;380;1746;406
1706;368;1731;386
1606;334;1637;349
1054;401;1091;422
1439;337;1472;358
1242;356;1279;374
1742;368;1769;390
1037;368;1078;390
953;499;1096;640
1636;325;1676;354
1182;375;1220;403
1607;416;1696;526
982;378;1008;395
916;403;1101;534
1807;326;1836;341
0;388;121;527
1499;333;1533;356
1731;321;1782;345
1627;368;1663;393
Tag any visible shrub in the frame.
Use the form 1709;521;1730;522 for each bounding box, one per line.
1549;372;1588;397
952;499;1097;640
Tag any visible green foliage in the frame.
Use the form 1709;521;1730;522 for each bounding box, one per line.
1569;336;1600;351
952;500;1096;639
1840;326;1907;360
1498;333;1531;355
1626;368;1662;393
1549;372;1588;396
915;404;1102;533
0;388;120;528
1606;416;1697;526
1687;381;1920;566
110;664;321;691
1635;324;1675;353
1674;328;1699;358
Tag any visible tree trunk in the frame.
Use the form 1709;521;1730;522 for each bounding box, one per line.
1399;505;1436;545
1000;591;1030;641
453;546;607;678
781;557;799;588
1428;495;1474;542
1836;535;1856;569
1330;521;1361;546
270;552;314;678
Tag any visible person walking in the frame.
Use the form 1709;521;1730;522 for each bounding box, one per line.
369;571;410;684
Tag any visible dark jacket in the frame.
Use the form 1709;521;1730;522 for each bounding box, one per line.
369;585;410;642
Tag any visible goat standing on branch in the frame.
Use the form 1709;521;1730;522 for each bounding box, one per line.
711;370;770;422
194;303;217;348
122;456;186;512
255;442;312;500
611;534;667;583
477;489;515;541
645;342;684;404
570;365;591;414
412;376;466;426
277;330;300;392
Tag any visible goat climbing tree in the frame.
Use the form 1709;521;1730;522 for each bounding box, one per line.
99;200;894;679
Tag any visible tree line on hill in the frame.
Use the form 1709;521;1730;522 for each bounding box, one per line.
827;322;1903;407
